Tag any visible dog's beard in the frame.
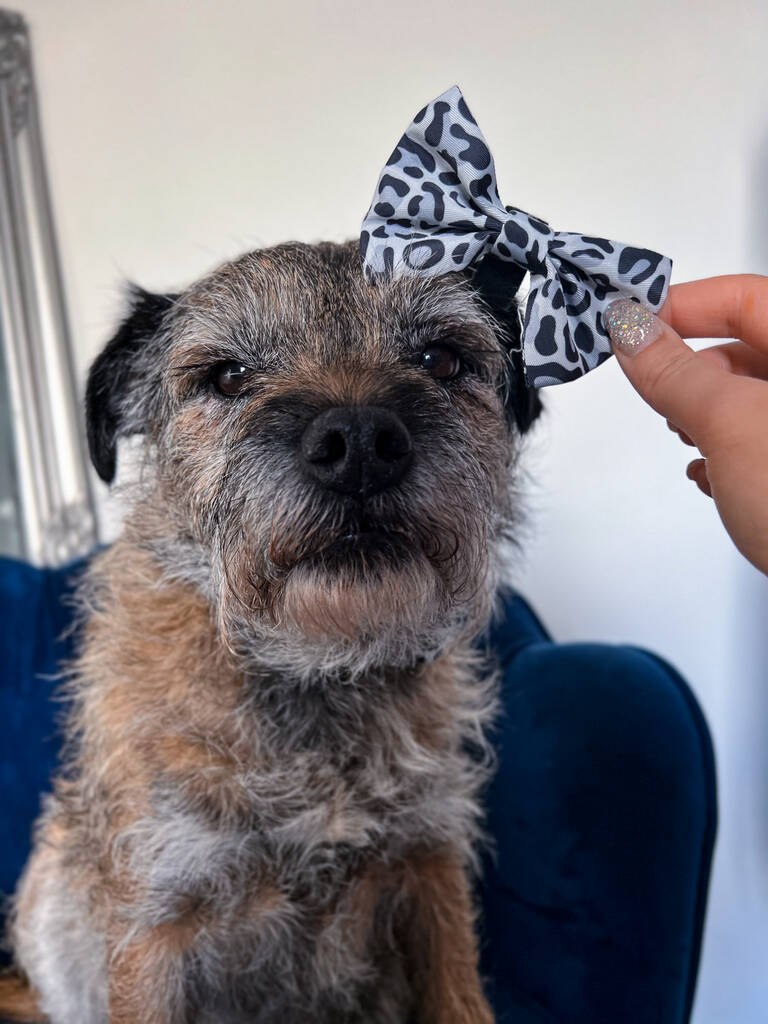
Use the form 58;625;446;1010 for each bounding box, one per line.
212;486;495;679
277;546;443;641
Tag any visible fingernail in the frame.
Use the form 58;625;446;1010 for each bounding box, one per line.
604;298;663;355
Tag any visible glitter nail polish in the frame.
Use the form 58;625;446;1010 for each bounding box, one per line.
603;298;662;355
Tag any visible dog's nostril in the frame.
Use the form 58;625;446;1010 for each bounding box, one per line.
375;428;410;463
317;430;346;465
302;424;348;467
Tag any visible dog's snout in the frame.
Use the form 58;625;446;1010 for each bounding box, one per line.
300;406;413;497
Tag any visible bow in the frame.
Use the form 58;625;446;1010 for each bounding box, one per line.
360;86;672;388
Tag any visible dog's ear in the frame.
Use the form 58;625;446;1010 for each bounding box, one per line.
467;256;543;434
504;343;544;435
86;286;178;483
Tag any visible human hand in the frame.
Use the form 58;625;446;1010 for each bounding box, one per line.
604;275;768;576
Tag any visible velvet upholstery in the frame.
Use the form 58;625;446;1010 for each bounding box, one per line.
478;596;716;1022
0;555;716;1022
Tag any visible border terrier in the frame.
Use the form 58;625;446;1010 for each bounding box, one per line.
1;241;541;1023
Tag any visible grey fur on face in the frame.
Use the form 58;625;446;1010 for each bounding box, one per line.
108;242;524;677
6;240;534;1024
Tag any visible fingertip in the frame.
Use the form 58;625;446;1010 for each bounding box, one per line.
607;301;730;446
676;428;696;447
605;299;664;358
686;457;712;497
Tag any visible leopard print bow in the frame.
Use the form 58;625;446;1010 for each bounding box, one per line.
360;86;673;388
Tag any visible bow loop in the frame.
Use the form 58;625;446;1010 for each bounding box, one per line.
361;86;672;388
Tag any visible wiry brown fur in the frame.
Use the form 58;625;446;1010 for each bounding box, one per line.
2;241;533;1023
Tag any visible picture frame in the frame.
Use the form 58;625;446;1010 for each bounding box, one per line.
0;8;96;565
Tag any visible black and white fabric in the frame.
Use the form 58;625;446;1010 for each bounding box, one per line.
360;86;673;388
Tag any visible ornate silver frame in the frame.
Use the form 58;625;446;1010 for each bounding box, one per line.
0;8;97;565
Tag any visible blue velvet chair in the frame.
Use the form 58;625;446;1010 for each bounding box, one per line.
0;553;716;1023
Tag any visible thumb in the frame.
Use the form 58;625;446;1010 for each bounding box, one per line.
604;298;731;449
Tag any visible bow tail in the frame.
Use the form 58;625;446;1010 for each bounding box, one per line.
521;267;605;387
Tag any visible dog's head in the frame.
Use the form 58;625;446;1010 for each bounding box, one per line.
86;242;540;675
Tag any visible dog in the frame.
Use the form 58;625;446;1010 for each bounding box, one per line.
0;240;541;1023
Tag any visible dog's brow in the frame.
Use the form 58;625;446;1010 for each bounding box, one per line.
396;312;501;352
168;362;214;375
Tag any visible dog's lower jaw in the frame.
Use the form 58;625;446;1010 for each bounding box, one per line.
225;600;482;684
220;551;501;684
131;486;503;682
140;520;499;683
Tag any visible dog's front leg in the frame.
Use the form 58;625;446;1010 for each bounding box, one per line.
400;850;494;1024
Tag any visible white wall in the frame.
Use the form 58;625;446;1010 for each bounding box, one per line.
18;0;768;1018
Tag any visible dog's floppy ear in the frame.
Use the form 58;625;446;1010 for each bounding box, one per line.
504;343;543;435
86;286;178;483
468;256;543;434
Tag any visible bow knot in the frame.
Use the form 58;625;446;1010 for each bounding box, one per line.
361;86;672;388
494;209;553;277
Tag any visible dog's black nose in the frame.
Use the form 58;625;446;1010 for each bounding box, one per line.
300;406;413;497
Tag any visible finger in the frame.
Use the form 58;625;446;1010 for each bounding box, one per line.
661;274;768;353
686;457;712;498
605;299;732;448
697;340;768;381
667;420;696;446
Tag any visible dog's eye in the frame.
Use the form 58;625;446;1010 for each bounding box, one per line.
213;361;250;397
420;344;463;381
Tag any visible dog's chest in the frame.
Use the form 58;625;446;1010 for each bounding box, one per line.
138;729;471;894
123;736;470;1021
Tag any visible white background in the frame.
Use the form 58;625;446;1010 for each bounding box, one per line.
17;0;768;1018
